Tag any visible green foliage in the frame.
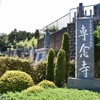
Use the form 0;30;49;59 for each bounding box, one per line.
8;31;16;44
2;88;100;100
94;61;100;78
54;49;66;87
38;80;57;89
94;25;100;62
94;25;100;39
43;25;58;33
16;40;25;48
61;32;70;81
61;60;100;78
34;29;40;39
7;29;35;50
0;33;8;52
46;48;55;81
68;60;75;77
61;32;70;62
94;25;100;78
47;25;58;32
24;86;44;93
16;37;37;49
28;37;37;48
0;56;34;78
0;56;48;84
0;70;34;93
32;61;47;84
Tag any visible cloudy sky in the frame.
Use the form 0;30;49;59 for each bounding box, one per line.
0;0;100;34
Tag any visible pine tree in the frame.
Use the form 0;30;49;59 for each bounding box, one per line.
46;48;55;81
54;49;66;87
34;29;40;39
61;32;70;81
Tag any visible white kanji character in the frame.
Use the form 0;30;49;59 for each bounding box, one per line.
79;25;89;41
79;43;90;58
79;61;90;78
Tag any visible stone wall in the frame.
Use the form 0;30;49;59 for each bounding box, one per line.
67;23;75;59
50;27;67;53
37;38;44;49
37;27;67;55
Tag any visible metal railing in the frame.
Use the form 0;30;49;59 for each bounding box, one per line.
40;3;100;33
40;13;70;33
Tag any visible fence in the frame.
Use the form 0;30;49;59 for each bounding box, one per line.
40;13;70;33
40;3;100;33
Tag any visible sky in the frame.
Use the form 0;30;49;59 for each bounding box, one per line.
0;0;100;34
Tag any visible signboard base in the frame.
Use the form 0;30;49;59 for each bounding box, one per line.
68;77;100;91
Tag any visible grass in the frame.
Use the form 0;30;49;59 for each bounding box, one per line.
1;88;100;100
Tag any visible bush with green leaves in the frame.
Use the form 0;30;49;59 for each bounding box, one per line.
24;86;44;93
61;32;70;63
2;88;100;100
54;49;66;87
46;48;55;81
68;60;75;77
62;59;100;78
0;70;34;93
94;61;100;78
0;56;48;84
16;37;37;49
38;80;57;89
61;32;70;81
93;25;100;78
32;60;47;84
94;25;100;62
0;56;33;77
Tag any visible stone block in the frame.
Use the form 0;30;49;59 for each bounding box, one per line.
68;77;100;91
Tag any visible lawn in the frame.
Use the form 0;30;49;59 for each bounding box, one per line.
1;88;100;100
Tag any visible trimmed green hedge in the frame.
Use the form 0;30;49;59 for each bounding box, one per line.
0;56;47;84
0;56;33;77
38;80;57;89
0;70;34;93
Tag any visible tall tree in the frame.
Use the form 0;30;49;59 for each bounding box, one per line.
0;33;8;51
61;32;70;62
54;49;66;87
8;31;15;44
61;32;70;81
34;29;40;39
46;48;55;81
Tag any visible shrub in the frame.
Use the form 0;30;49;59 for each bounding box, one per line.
61;32;70;63
54;49;66;87
61;32;70;81
0;56;47;84
24;86;44;93
0;70;34;94
0;56;34;77
94;61;100;78
38;80;57;89
92;25;100;78
94;28;100;62
53;59;100;78
32;61;47;84
68;60;75;77
46;48;55;81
